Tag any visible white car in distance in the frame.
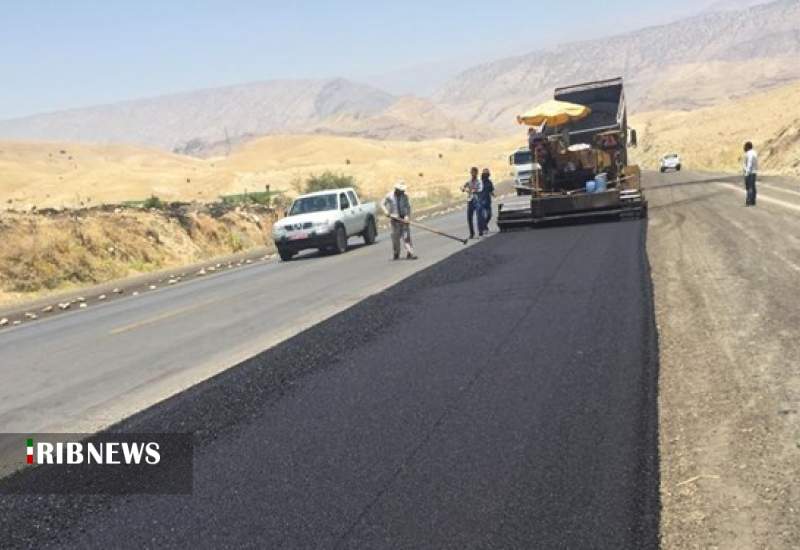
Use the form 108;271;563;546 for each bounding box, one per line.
271;188;378;261
660;153;682;172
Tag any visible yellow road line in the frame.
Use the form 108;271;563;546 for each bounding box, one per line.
761;183;800;198
109;298;220;335
718;183;800;213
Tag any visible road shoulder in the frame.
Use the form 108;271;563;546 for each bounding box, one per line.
648;171;800;548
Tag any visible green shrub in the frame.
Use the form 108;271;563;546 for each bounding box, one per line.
143;195;165;209
304;172;359;194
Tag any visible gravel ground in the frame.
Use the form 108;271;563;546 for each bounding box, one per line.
648;171;800;549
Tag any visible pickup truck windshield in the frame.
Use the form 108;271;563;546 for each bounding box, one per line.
512;150;533;165
289;194;338;215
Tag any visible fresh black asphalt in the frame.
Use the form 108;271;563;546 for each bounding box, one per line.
0;219;660;549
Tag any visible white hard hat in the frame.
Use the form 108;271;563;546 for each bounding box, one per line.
394;181;407;192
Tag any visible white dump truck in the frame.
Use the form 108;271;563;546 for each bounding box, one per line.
509;147;535;190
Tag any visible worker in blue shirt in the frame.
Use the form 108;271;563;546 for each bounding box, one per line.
480;168;496;231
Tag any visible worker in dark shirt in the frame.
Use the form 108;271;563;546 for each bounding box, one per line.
480;168;496;231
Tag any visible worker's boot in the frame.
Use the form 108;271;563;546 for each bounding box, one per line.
406;253;418;260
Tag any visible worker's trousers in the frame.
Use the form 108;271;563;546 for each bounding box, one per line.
391;219;414;257
467;199;486;237
745;173;757;206
484;199;493;226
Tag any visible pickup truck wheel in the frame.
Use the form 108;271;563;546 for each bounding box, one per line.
362;217;377;245
277;247;294;261
333;225;348;254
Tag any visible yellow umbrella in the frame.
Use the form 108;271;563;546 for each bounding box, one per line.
516;100;591;127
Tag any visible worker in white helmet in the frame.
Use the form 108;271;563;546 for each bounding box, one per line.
381;181;418;260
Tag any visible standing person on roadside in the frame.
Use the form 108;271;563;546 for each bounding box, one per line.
461;167;484;238
743;141;759;207
480;168;496;231
382;181;418;260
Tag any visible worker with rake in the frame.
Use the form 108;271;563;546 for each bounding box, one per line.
382;181;419;261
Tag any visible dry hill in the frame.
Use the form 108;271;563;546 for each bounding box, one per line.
0;79;395;152
630;80;800;175
0;134;521;307
435;0;800;129
0;79;498;156
0;134;518;209
311;97;499;142
0;141;226;209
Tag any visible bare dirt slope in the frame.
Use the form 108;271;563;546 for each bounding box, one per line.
631;80;800;176
647;171;800;549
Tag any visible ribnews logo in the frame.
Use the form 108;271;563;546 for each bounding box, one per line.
25;437;161;466
1;433;193;495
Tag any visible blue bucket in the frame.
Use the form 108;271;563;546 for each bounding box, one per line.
585;180;597;193
595;173;608;192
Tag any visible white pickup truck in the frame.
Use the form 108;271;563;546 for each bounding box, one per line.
271;187;378;261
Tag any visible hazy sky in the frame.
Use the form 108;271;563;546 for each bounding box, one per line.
0;0;743;119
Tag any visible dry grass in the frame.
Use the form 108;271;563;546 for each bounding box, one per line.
0;207;275;307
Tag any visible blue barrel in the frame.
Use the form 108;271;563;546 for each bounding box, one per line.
595;173;608;192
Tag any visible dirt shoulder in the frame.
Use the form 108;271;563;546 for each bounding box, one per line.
647;171;800;548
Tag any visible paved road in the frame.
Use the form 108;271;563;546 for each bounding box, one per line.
1;200;660;547
0;209;476;435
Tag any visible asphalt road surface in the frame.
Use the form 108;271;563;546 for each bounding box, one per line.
0;202;660;547
0;208;477;436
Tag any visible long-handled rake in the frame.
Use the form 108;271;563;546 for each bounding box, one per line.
392;217;468;245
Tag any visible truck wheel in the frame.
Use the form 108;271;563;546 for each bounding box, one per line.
362;217;377;245
277;247;294;261
676;165;681;171
333;225;348;254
